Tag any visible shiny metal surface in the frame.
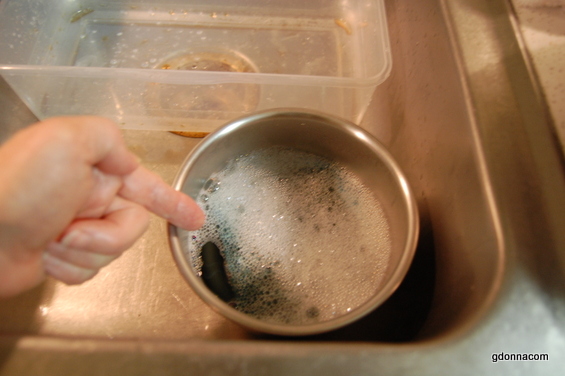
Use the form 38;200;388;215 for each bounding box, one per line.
169;110;419;336
1;0;564;374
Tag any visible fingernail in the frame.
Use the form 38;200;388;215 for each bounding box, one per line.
61;230;88;249
177;200;206;230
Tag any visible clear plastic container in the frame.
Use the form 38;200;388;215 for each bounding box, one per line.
0;0;391;132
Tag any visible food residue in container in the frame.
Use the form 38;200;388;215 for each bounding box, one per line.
335;19;352;35
70;9;94;23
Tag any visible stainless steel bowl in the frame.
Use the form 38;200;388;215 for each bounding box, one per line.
168;109;419;336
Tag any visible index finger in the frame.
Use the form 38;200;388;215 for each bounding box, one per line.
119;165;205;230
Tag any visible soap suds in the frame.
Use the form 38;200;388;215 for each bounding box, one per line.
186;147;391;325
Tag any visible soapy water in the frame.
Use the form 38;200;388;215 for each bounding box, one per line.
187;147;391;325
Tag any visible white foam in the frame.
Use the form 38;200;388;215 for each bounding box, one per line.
187;147;391;325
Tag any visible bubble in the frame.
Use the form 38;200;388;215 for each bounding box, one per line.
204;178;221;193
186;147;391;325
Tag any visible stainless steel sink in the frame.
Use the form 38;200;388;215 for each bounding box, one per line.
1;0;564;374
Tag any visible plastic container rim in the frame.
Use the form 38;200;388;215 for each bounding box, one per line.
0;62;392;88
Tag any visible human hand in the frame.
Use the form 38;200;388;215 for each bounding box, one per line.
0;116;204;298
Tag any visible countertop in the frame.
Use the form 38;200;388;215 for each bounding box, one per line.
511;0;565;152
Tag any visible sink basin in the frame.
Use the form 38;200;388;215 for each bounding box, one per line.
1;0;564;374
